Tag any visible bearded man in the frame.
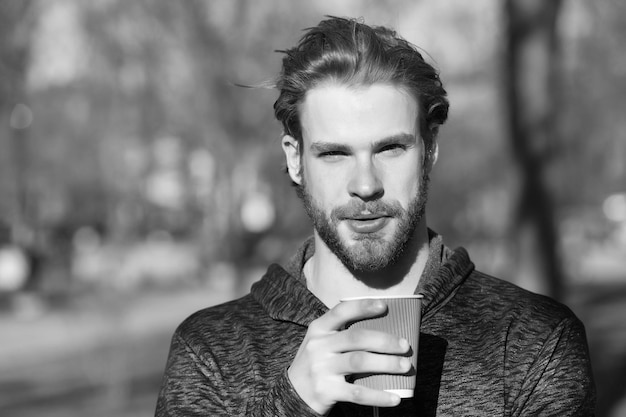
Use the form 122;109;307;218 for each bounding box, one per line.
156;16;595;416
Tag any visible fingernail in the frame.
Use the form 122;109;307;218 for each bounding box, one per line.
369;300;385;310
399;338;410;351
400;357;411;370
389;393;401;406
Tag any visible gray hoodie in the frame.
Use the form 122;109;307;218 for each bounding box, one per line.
156;233;595;416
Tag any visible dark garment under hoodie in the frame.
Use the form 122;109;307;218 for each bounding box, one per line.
155;234;595;416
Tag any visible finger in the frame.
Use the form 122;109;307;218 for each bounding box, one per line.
331;351;412;376
332;328;410;355
334;382;402;408
310;299;387;333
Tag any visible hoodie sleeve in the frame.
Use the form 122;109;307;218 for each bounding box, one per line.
155;331;322;417
508;316;596;416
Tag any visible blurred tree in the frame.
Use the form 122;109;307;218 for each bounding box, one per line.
0;0;36;243
504;0;564;299
559;0;626;203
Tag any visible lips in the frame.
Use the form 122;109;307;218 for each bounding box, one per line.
345;216;390;234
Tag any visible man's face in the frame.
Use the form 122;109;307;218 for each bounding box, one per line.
282;83;434;273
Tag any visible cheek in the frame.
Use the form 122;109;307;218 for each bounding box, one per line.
305;153;346;178
381;159;422;193
302;162;342;201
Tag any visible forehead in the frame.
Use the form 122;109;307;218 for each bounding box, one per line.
299;83;419;144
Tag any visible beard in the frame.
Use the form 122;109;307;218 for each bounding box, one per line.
296;173;429;274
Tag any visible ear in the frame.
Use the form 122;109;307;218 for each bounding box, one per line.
425;140;439;174
281;135;303;185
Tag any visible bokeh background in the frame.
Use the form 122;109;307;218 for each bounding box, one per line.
1;0;625;416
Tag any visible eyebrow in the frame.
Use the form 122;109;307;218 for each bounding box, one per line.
309;133;416;153
374;133;416;149
310;142;351;154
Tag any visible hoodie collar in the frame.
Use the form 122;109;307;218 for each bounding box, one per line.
251;238;326;326
416;241;475;320
251;232;474;326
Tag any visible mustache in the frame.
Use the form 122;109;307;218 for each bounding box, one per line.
330;199;403;220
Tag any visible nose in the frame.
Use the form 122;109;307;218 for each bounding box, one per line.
347;158;383;200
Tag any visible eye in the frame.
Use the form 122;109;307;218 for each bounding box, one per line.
318;150;347;161
379;144;406;156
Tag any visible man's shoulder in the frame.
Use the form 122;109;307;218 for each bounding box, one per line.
173;293;266;345
462;269;580;327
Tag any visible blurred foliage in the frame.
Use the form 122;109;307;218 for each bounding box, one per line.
0;0;624;294
1;2;626;416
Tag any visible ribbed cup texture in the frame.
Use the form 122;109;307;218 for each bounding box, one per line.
345;296;422;398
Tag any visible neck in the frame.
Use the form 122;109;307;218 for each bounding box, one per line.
305;221;431;308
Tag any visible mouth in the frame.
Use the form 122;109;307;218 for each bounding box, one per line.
340;210;388;220
345;214;390;234
351;212;385;220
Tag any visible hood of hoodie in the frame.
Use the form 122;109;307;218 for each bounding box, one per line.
251;230;475;327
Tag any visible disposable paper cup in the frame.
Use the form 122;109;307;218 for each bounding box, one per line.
341;295;423;398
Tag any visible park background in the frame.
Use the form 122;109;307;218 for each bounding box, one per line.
0;0;625;416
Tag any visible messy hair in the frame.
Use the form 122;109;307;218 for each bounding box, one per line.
274;16;449;153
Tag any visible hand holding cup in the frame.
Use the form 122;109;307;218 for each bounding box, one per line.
341;295;423;398
287;298;413;415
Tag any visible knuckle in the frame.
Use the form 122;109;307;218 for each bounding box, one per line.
348;351;367;370
347;329;364;345
303;342;317;357
308;320;323;334
386;336;400;351
310;360;325;377
328;304;343;319
384;335;402;352
305;336;325;353
350;386;365;403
